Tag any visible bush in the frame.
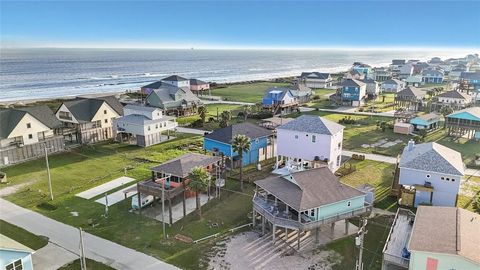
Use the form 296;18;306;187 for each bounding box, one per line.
237;111;245;118
250;111;273;119
208;117;216;123
37;202;57;211
312;95;320;100
190;119;204;128
338;116;356;124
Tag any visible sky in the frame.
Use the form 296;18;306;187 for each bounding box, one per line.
1;1;479;49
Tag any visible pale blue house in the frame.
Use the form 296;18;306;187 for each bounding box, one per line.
0;234;34;270
252;166;371;248
204;122;274;168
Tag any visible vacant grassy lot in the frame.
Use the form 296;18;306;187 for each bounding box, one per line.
58;259;115;270
339;160;397;211
0;219;48;250
210;82;288;103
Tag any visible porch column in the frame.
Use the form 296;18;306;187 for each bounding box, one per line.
151;171;155;181
275;155;279;169
274;197;278;206
330;222;335;238
168;196;173;226
345;220;350;235
272;224;276;243
315;228;320;244
252;210;256;227
297;230;301;250
262;216;265;235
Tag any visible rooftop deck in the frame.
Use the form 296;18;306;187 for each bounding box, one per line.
382;208;416;269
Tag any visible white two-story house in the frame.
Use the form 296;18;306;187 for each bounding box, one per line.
113;104;177;147
397;141;465;207
276;115;344;173
55;96;123;144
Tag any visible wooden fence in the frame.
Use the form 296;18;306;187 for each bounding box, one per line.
0;136;65;167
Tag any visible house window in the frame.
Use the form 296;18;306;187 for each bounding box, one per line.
337;155;341;166
446;178;450;181
148;126;151;131
347;201;351;207
26;123;31;128
441;177;445;180
104;119;108;123
5;259;23;270
155;124;158;129
338;142;342;148
312;135;316;143
452;179;455;182
426;174;431;178
104;110;107;114
310;209;315;217
28;134;33;139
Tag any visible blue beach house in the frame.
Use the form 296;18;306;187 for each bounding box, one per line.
421;69;444;84
409;113;440;132
204;122;274;168
0;234;34;270
339;79;367;107
262;87;298;114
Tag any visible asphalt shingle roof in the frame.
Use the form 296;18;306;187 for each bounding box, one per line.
399;142;464;176
204;122;273;144
162;75;189;82
340;79;366;87
255;166;365;211
147;83;201;109
150;153;221;178
277;115;344;135
0;105;61;139
409;206;480;264
189;78;208;85
396;86;426;98
437;90;470;100
60;96;123;123
300;72;331;80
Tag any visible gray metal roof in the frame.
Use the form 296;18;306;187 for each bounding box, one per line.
0;106;61;139
396;86;426;98
189;78;208;85
150;153;221;178
204;122;273;144
437;90;470;99
255;166;365;211
422;69;443;76
409;206;480;264
147;83;201;109
162;75;189;81
399;142;464;176
383;79;403;85
61;96;123;123
115;114;174;125
300;72;331;80
277;115;344;135
340;79;366;87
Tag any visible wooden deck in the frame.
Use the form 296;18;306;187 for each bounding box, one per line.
382;208;415;269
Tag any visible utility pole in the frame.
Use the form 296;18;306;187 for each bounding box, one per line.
44;143;53;201
79;228;87;270
161;175;166;239
355;218;368;270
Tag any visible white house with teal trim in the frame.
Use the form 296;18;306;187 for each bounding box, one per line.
252;166;371;249
0;234;34;270
445;107;480;139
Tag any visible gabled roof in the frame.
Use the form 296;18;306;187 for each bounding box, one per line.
437;90;470;100
405;75;422;83
0;234;34;253
460;71;480;81
141;81;163;89
408;206;480;264
383;79;403;85
362;78;377;84
255;166;365;211
410;113;440;126
189;78;208;85
447;107;480;121
148;83;201;108
392;59;406;65
162;75;189;82
300;72;331;80
263;87;294;101
0;105;61;139
399;142;464;176
396;86;426;98
151;153;221;178
204;122;273;144
123;104;160;114
277;115;344;135
422;69;443;76
60;96;123;123
340;78;366;87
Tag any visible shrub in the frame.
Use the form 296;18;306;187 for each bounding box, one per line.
37;202;57;211
339;116;356;124
208;117;216;123
190;119;204;128
312;95;320;100
249;111;273;119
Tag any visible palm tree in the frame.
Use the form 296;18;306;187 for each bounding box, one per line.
243;106;252;121
231;134;251;191
219;110;232;128
198;106;207;125
187;166;210;219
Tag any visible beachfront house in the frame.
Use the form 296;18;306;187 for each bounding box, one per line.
262;87;298;115
113;104;177;147
189;79;210;94
276;115;344;172
145;81;202;116
299;72;333;88
409;113;441;132
445;107;480;139
460;71;480;90
405;75;423;87
204;122;274;168
399;64;414;79
382;206;480;270
394;86;426;111
421;69;444;84
373;68;392;82
362;78;380;97
381;79;405;93
55;96;123;144
290;84;314;104
252;166;371;249
390;59;406;74
352;62;371;77
395;141;465;207
0;106;65;166
339;79;367;107
136;153;221;224
343;69;365;80
0;234;34;270
432;90;473;111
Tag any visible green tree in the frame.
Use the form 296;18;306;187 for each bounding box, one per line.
188;166;210;219
380;121;387;132
243;106;252;121
418;129;428;140
231;134;251;191
219;111;232;128
198;106;207;125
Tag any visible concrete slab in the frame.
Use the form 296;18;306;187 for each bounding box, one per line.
76;176;135;200
94;183;137;206
32;243;78;270
141;194;209;224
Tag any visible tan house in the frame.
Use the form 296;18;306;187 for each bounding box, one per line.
55;96;123;144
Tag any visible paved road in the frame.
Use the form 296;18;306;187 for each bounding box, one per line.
343;150;480;177
0;198;178;270
176;126;210;135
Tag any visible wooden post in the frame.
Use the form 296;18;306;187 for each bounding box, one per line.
331;222;335;238
168;195;173;226
252;210;256;227
272;224;276;243
182;180;187;218
137;186;142;214
262;216;265;235
297;230;301;250
315;228;320;244
345;220;350;235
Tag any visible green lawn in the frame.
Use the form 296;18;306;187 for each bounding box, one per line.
58;259;115;270
0;219;48;250
361;93;396;112
210;82;288;103
339;160;398;211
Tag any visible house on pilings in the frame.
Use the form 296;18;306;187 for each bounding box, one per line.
445;107;480;140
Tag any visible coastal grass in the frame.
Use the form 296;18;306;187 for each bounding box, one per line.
339;160;398;211
0;219;48;250
58;259;115;270
210;82;288;103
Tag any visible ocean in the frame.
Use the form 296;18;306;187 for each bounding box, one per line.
0;48;473;102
